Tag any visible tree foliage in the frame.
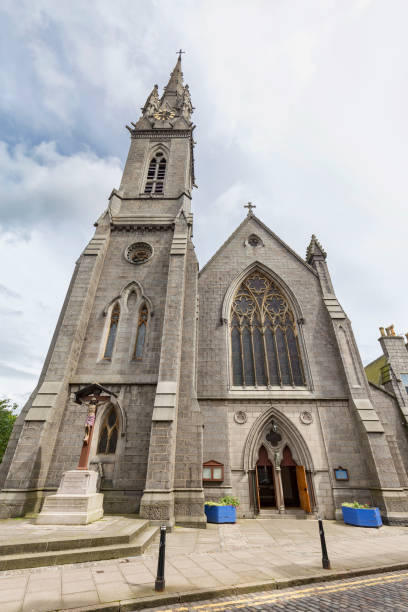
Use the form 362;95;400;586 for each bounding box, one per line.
0;399;18;463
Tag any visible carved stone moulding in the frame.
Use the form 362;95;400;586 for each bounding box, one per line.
111;224;173;232
125;242;153;264
234;410;247;424
299;410;313;425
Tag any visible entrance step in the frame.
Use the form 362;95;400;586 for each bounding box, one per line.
257;508;315;520
0;517;159;570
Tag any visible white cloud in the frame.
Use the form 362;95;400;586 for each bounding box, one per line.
0;142;122;405
0;141;122;231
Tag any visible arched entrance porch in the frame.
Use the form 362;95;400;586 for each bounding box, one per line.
245;408;316;515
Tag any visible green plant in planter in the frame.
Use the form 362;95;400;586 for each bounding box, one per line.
342;501;371;509
204;496;240;508
219;495;240;507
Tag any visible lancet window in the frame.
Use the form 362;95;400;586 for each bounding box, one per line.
230;270;305;387
104;303;120;360
133;303;148;360
97;407;119;454
144;152;167;194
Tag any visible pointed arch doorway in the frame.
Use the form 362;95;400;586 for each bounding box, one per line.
255;445;276;508
255;443;312;513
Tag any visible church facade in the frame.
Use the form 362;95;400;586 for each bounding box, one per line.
2;58;408;527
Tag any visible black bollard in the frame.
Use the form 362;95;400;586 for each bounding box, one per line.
318;518;331;569
155;525;167;591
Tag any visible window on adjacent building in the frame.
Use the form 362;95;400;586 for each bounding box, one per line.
401;373;408;394
104;303;120;359
203;460;224;482
97;407;119;454
144;152;167;194
230;270;305;387
133;303;148;360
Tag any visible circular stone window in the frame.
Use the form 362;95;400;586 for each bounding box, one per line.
246;234;264;248
125;242;153;265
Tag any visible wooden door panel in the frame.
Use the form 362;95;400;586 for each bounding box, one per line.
296;465;311;513
255;465;261;511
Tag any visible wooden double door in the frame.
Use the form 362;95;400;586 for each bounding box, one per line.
255;445;311;513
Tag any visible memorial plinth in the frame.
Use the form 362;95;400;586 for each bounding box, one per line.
36;470;104;525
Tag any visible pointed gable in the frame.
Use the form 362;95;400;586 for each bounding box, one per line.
199;214;317;278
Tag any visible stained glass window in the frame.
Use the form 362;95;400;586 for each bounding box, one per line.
230;270;305;387
134;304;148;360
97;407;119;454
104;303;120;360
144;153;167;194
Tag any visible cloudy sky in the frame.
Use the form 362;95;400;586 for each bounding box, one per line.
1;0;407;407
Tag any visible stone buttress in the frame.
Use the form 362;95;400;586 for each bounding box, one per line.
306;235;408;524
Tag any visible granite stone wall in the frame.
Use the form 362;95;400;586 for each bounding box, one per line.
197;217;347;400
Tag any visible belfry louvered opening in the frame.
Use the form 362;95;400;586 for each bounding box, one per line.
144;152;167;194
230;270;306;387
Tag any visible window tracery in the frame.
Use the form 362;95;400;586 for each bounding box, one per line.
97;407;119;454
247;234;263;247
104;302;120;360
230;270;305;387
133;303;148;360
144;152;167;194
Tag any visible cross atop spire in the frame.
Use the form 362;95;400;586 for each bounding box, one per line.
177;48;186;60
244;202;256;216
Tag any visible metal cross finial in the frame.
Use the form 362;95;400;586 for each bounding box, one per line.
177;49;186;59
244;202;256;215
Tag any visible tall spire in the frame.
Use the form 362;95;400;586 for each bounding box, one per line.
131;53;193;129
162;55;184;100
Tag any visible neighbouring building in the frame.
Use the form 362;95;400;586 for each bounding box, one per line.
2;57;408;527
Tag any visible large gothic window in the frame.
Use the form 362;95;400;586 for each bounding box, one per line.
230;271;305;387
144;152;166;194
133;303;148;359
104;303;120;360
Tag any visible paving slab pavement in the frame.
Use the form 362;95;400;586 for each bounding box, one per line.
2;518;408;611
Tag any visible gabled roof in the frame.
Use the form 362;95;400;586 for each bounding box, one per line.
365;355;387;386
368;380;396;399
199;213;318;277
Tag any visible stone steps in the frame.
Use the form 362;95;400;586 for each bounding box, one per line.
0;522;159;570
257;509;315;520
0;517;150;555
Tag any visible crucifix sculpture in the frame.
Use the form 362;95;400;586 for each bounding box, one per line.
244;201;256;215
75;384;117;470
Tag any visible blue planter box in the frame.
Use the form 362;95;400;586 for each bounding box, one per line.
342;506;382;528
205;505;236;523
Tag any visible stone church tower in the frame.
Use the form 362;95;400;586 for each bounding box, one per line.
0;56;206;528
1;57;408;527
